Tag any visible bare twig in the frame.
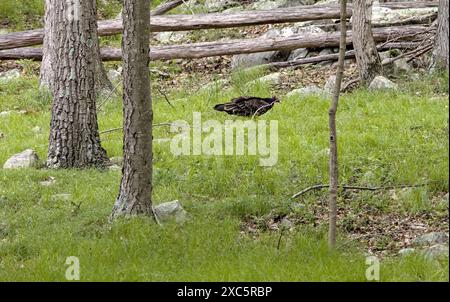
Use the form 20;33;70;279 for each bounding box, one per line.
292;183;427;199
99;122;175;134
156;87;175;108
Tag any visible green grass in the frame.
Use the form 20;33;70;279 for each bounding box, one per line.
0;69;448;281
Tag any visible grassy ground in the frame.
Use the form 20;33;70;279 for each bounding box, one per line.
0;65;448;281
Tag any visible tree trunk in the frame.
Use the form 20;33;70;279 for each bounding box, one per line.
353;0;382;85
40;0;113;92
111;0;154;218
431;0;449;72
328;0;347;250
47;0;109;168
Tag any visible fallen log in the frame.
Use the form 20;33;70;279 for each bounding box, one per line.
0;26;429;61
267;42;422;69
0;1;438;50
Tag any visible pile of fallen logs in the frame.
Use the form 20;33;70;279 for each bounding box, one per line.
0;1;439;64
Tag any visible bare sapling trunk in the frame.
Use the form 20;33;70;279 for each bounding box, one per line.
328;0;348;250
111;0;154;218
40;0;113;93
47;0;109;168
353;0;382;85
430;0;449;72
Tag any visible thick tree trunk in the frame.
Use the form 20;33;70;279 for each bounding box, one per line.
2;26;428;61
353;0;382;85
431;0;449;72
111;0;153;218
40;0;113;92
47;0;109;168
328;0;347;250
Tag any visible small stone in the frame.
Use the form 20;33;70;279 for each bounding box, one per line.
51;193;72;202
109;156;123;166
107;69;121;82
154;200;187;224
393;58;411;73
369;76;398;90
398;248;415;256
40;176;56;187
248;72;281;86
413;232;449;247
3;149;39;169
31;126;42;134
280;217;294;230
287;86;325;97
288;48;308;61
108;164;121;171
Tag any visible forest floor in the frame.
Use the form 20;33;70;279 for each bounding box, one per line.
0;59;448;281
0;0;449;281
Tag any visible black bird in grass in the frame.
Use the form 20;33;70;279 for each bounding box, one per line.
214;96;280;117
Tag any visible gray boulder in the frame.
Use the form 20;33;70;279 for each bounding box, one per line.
250;0;288;10
248;72;282;86
423;244;449;260
413;232;449;247
205;0;240;12
154;200;188;223
287;85;325;97
369;76;398;90
0;69;20;83
398;248;416;256
3;149;39;169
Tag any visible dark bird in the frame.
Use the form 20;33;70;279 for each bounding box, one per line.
213;96;280;117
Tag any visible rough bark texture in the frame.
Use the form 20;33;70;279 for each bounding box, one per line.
328;0;347;250
431;0;449;71
353;0;382;85
40;0;113;92
47;0;109;168
0;1;438;50
2;26;428;61
111;0;153;218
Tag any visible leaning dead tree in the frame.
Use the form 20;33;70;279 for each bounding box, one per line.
430;0;449;71
352;0;383;85
0;26;429;61
328;0;348;249
0;1;438;51
111;0;154;219
47;0;109;168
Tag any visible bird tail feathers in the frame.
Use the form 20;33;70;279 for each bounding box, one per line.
214;104;225;111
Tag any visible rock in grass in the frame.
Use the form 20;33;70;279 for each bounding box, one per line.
246;72;282;87
0;69;20;83
109;156;123;166
51;193;72;202
398;248;416;256
369;76;398;90
413;232;449;247
287;85;326;98
3;149;39;169
154;200;187;224
423;244;449;260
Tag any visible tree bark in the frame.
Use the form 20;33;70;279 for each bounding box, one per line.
0;1;438;51
328;0;347;250
430;0;449;72
40;0;113;92
111;0;154;218
353;0;382;85
1;26;428;61
47;0;109;168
